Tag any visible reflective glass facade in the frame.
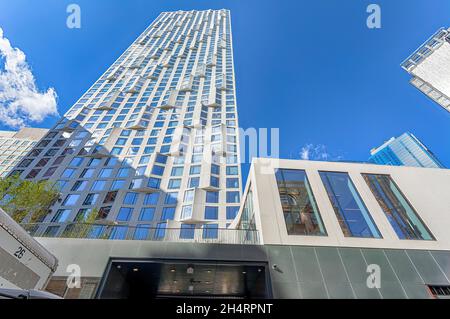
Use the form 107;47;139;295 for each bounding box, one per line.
369;132;444;168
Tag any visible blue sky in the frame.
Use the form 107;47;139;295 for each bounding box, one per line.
0;0;449;181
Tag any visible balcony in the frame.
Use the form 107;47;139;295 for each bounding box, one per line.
22;222;260;245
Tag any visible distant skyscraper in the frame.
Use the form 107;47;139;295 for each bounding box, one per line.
401;27;450;112
0;128;48;177
10;9;242;237
369;132;444;168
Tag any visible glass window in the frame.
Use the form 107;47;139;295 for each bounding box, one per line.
109;226;128;240
111;180;125;190
70;157;84;166
139;208;155;221
88;225;105;239
226;206;239;220
181;205;193;219
161;207;175;220
171;167;184;176
62;168;76;178
131;138;143;145
180;224;195;239
226;191;240;203
275;169;327;236
168;179;181;189
43;226;60;237
189;177;200;188
165;192;178;204
160;145;170;153
74;208;92;222
210;176;219;188
88;158;101;167
71;180;88;192
116;207;133;221
226;178;239;188
151;165;165;176
111;147;123;155
117;167;131;178
144;193;159;205
205;206;218;220
183;189;194;202
148;177;161;189
63;194;80;206
134;225;150;240
206;191;219;203
83;193;99;205
52;209;71;222
154;222;166;239
226;166;238;175
115;138;127;145
135;166;146;176
211;164;220;175
320;171;381;238
123;192;138;205
91;180;106;191
155;154;168;164
363;174;434;240
81;168;95;178
99;168;113;178
190;165;201;175
139;156;150;164
203;224;218;239
103;191;117;204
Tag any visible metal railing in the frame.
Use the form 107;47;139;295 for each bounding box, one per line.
401;27;449;71
20;222;260;245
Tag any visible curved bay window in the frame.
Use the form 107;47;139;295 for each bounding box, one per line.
363;174;434;240
275;169;327;236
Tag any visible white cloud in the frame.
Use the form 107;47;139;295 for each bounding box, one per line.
300;144;343;161
0;27;58;128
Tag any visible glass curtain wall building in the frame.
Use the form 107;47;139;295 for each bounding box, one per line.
9;9;242;239
369;132;444;168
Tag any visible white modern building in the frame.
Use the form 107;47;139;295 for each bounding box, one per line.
10;9;242;235
31;158;450;299
401;27;450;112
0;128;48;177
238;158;450;249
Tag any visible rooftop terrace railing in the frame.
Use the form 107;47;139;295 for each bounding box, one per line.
21;222;260;245
401;27;450;72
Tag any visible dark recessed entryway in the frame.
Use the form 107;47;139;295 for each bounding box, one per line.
97;259;271;299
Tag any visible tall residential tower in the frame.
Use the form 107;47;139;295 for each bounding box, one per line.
11;9;242;239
